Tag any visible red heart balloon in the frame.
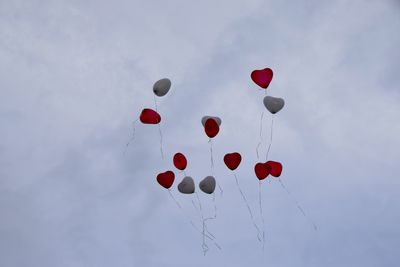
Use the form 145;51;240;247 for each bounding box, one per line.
254;162;271;180
173;153;187;171
140;108;161;124
251;68;273;89
204;118;219;138
223;152;242;171
266;161;283;177
156;171;175;189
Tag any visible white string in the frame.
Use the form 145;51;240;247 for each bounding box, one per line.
167;189;221;251
123;119;138;156
194;192;221;252
259;180;266;249
278;178;318;232
153;94;164;160
266;115;274;161
256;111;264;159
209;139;214;173
191;197;216;240
153;94;158;112
234;172;262;243
158;123;164;160
209;138;223;196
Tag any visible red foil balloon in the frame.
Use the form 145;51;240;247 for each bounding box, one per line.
156;171;175;189
251;68;273;89
223;152;242;171
173;153;187;171
266;161;283;177
140;108;161;124
254;162;271;180
204;118;219;138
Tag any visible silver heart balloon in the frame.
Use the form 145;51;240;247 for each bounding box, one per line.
199;176;216;194
153;78;171;97
201;116;222;127
263;96;285;114
177;176;195;194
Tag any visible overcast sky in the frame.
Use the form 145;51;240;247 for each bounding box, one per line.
1;0;400;266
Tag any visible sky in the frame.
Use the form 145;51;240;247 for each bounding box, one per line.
1;0;400;266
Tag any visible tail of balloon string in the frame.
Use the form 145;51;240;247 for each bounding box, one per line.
123;119;138;156
277;178;318;232
234;172;263;244
187;171;219;250
193;192;221;254
259;180;266;249
167;189;220;254
209;138;223;196
153;95;164;160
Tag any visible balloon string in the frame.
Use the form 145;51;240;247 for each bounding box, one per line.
259;180;266;249
167;189;219;251
158;123;164;160
196;192;208;254
266;115;274;161
191;197;216;240
123;119;138;155
209;139;214;173
256;111;264;159
209;139;223;196
234;172;262;243
153;94;158;112
194;193;221;252
278;178;318;232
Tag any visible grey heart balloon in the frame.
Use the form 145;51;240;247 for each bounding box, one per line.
201;116;222;127
199;176;216;194
177;176;195;194
263;96;285;114
153;78;171;97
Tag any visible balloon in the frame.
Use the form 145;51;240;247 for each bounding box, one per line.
251;68;273;89
153;78;171;97
204;118;219;138
173;152;187;171
140;108;161;124
199;176;216;194
156;170;175;189
263;96;285;114
223;152;242;171
177;176;195;194
254;162;271;180
201;116;222;127
266;161;283;177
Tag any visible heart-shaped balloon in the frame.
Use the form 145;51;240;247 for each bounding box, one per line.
223;152;242;171
263;96;285;114
199;176;216;194
140;108;161;124
251;68;273;89
204;118;219;138
201;116;222;127
177;176;195;194
156;170;175;189
153;78;171;97
266;161;283;177
173;152;187;171
254;162;271;180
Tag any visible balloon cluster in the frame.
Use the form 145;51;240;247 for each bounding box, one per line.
132;67;289;251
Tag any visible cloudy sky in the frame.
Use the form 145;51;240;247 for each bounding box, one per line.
1;0;400;266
